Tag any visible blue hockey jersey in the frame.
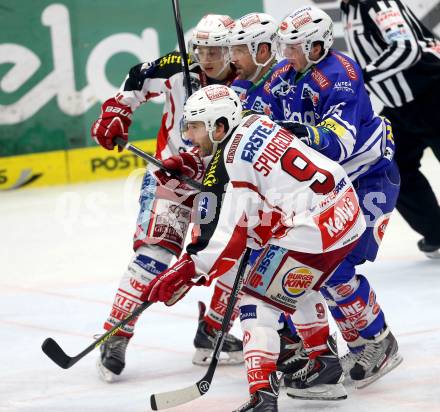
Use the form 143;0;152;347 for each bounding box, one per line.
231;64;277;114
267;50;395;181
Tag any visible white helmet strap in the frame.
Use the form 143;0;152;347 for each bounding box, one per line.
248;43;275;67
206;117;236;147
301;40;329;72
211;60;231;80
247;43;276;81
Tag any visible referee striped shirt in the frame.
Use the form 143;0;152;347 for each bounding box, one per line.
341;0;440;108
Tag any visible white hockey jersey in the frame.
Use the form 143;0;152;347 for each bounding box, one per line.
115;51;236;159
187;114;367;281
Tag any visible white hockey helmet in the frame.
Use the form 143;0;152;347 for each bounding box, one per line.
183;85;242;146
191;14;235;46
277;6;334;67
227;13;278;66
189;14;235;66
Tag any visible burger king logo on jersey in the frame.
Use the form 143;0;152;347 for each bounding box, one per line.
281;267;314;298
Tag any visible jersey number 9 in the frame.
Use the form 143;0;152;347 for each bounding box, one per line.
281;148;335;195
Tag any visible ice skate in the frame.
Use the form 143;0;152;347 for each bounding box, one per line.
192;301;243;366
233;371;282;412
276;325;308;374
350;327;403;389
96;335;129;382
285;335;347;401
418;238;440;259
339;346;362;386
276;325;309;388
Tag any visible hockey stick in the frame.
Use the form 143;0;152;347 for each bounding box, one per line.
114;137;204;191
41;300;153;369
171;0;192;99
150;247;251;410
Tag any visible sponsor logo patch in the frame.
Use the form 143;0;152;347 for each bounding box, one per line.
256;247;278;275
205;85;229;101
157;53;189;67
240;304;257;321
281;267;314;298
375;9;405;28
373;213;391;246
292;12;312;30
243;331;251;346
251;96;270;113
241;14;260;28
315;187;360;250
134;254;168;276
197;195;210;220
203;148;222;186
334;283;354;298
226;133;243;163
196;31;209;39
219;15;235;28
333;81;354;94
318;178;348;209
317;117;347;139
242;114;260;128
246;271;264;288
334;53;358;81
311;67;331;89
301;83;320;106
240;123;273;163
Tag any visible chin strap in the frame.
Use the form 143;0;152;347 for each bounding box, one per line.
209;55;232;81
301;49;329;73
207;125;240;155
248;54;276;83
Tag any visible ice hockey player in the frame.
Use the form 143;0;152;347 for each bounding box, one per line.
141;84;368;411
90;14;244;382
267;5;403;393
227;12;329;379
227;12;277;116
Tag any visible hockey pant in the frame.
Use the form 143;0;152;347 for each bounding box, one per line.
249;247;295;334
104;170;242;337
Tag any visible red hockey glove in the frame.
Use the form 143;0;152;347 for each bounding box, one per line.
91;97;132;150
153;170;198;208
142;253;205;305
162;150;205;181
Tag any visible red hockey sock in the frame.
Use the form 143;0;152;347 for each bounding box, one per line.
204;281;243;330
245;351;278;394
295;322;330;359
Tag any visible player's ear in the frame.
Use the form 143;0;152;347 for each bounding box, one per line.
310;41;324;61
214;122;226;141
213;118;227;141
257;43;270;59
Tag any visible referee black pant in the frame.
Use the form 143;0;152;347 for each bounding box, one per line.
381;87;440;245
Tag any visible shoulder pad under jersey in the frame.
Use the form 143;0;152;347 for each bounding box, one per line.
140;51;199;80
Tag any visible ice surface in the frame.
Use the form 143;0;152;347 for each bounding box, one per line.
1;151;439;411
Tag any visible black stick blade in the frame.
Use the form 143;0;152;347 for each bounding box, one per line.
41;338;74;369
